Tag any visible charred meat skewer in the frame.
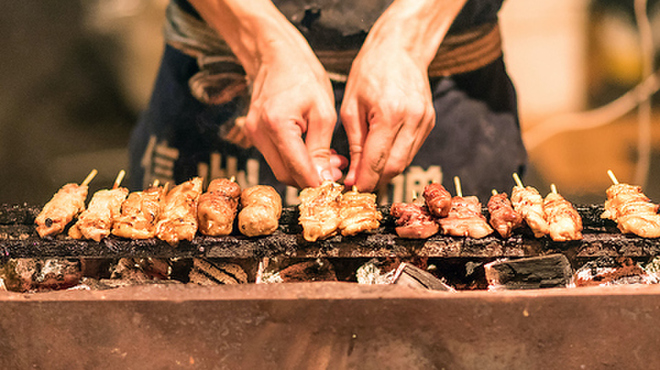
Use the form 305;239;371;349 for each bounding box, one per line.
338;186;382;236
299;181;343;242
238;185;282;237
487;190;523;238
112;180;167;239
197;178;242;236
155;177;203;245
35;169;97;237
544;184;583;241
601;170;660;238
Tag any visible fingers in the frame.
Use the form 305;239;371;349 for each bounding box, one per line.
340;99;367;188
305;100;337;182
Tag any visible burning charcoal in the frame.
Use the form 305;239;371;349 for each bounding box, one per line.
0;258;82;292
484;254;574;290
393;263;454;292
256;258;336;283
575;256;655;287
110;258;171;282
356;258;397;285
189;258;247;286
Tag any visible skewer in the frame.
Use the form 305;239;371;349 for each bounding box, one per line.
550;183;558;194
81;169;98;187
492;189;498;196
153;179;160;187
512;173;524;188
352;185;358;192
113;170;126;189
453;176;462;197
229;176;236;182
411;190;418;202
607;170;619;185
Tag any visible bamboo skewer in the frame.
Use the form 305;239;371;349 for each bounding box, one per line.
113;170;126;189
550;183;558;194
453;176;462;197
607;170;619;185
81;169;98;187
513;173;524;188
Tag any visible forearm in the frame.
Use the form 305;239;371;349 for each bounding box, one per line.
366;0;468;68
188;0;316;79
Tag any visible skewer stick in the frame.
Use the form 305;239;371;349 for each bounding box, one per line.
607;170;619;185
453;176;462;197
411;190;418;202
229;176;236;182
492;189;498;196
152;179;160;188
81;169;98;187
550;183;558;194
113;170;126;189
352;185;358;193
512;173;524;188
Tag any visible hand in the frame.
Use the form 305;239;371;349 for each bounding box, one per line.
189;0;344;188
245;45;340;188
341;47;435;192
340;0;467;192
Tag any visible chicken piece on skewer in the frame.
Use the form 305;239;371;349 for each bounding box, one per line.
339;186;382;236
487;190;523;238
423;183;452;218
437;177;493;238
197;178;242;236
238;185;282;237
390;196;439;239
35;169;97;237
112;181;167;239
601;170;660;238
510;173;550;238
155;177;203;245
544;184;583;241
69;171;129;242
298;181;343;242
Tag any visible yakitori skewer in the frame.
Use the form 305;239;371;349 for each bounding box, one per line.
510;173;549;238
487;188;522;239
543;183;583;241
69;170;129;242
35;169;98;237
197;177;242;236
601;170;660;238
437;177;493;238
112;176;167;240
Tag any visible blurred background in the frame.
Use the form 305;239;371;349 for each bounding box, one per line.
0;0;659;205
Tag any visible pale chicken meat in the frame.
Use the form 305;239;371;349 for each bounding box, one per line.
601;183;660;238
298;181;343;242
543;192;583;241
438;196;493;238
197;178;241;236
35;183;89;237
338;188;382;236
487;192;523;238
423;183;452;218
112;184;166;239
69;187;129;242
238;185;282;237
511;186;550;238
155;177;203;245
390;202;439;239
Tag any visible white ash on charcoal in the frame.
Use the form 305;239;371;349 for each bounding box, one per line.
574;256;658;287
484;254;574;290
0;258;82;292
392;263;454;292
110;258;171;282
189;258;248;285
356;258;398;285
256;258;337;283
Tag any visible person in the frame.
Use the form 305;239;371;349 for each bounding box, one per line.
129;0;527;204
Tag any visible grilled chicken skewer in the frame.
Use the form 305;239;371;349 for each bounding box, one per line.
544;184;583;241
197;178;242;236
238;185;282;237
487;189;523;238
298;181;343;242
437;177;493;238
155;177;203;245
112;180;168;239
338;186;382;236
601;170;660;238
390;191;439;239
510;173;550;238
423;183;452;218
69;170;129;242
35;169;97;237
